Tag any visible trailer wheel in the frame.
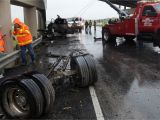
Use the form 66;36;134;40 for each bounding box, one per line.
102;29;116;45
23;73;55;114
71;55;97;87
83;55;98;84
71;56;90;87
0;79;44;118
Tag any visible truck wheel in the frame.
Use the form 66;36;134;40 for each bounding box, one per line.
102;29;116;45
71;56;90;87
83;55;98;84
102;29;109;43
0;78;44;118
23;73;55;114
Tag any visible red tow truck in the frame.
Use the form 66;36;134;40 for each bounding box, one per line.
101;0;160;47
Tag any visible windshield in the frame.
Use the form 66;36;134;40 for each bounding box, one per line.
155;3;160;12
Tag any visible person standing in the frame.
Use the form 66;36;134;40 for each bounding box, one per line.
12;18;35;65
94;20;96;31
85;21;89;34
89;20;92;34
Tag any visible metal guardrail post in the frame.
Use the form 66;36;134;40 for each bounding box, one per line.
0;36;42;70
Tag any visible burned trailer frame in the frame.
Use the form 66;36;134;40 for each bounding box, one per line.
46;50;97;88
0;51;98;119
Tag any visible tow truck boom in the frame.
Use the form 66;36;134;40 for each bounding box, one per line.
99;0;129;18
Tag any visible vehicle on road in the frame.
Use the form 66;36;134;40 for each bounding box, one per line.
52;16;69;36
46;16;74;37
101;0;160;47
67;17;84;33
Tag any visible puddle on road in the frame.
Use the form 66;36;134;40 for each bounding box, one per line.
80;29;103;59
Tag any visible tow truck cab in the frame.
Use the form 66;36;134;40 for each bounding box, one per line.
102;1;160;46
138;2;160;39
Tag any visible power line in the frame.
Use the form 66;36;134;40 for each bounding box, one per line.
74;0;96;17
79;1;96;17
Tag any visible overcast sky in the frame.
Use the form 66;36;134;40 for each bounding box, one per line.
46;0;118;20
11;5;24;22
11;0;119;22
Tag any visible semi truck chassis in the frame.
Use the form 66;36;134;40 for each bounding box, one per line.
0;50;97;118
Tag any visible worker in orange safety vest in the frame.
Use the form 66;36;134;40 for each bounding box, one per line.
0;26;5;53
0;33;5;53
12;18;35;65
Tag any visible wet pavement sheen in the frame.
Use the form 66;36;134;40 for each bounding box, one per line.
83;27;160;119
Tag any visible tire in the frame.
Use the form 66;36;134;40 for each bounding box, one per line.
0;78;44;118
71;56;90;87
102;29;116;45
23;73;55;114
83;55;98;85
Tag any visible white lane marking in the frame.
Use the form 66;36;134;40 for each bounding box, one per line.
89;86;105;120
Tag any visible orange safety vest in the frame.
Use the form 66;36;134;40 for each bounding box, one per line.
13;18;32;46
0;33;5;52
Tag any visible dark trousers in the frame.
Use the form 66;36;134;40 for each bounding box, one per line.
20;43;35;64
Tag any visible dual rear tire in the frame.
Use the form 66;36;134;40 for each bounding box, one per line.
0;73;55;118
71;54;98;87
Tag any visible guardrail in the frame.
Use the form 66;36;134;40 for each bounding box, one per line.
0;36;42;69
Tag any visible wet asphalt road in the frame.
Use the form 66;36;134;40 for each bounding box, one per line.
82;28;160;119
44;27;160;119
2;27;160;119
